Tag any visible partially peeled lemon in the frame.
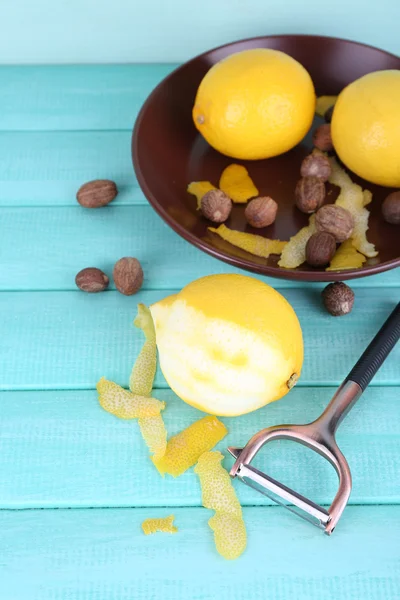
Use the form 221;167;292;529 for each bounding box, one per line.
150;274;303;416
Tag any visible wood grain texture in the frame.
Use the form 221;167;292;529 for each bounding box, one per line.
0;131;140;206
0;65;175;131
0;387;398;508
0;288;398;391
2;206;399;290
1;506;399;600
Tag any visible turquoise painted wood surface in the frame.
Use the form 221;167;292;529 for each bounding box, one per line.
1;387;399;508
0;132;140;205
1;507;399;600
0;0;399;63
2;208;399;290
0;65;399;599
1;289;399;390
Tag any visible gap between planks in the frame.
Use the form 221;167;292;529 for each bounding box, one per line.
1;501;400;513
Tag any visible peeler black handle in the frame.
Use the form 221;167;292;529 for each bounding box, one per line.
345;302;400;391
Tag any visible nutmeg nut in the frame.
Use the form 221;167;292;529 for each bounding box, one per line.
300;150;332;182
245;196;278;228
113;257;143;296
322;282;355;316
315;204;354;242
75;267;109;293
382;191;400;225
295;177;325;213
312;124;334;152
306;232;337;267
201;189;232;223
77;179;118;208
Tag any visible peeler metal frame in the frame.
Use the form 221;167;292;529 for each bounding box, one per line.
229;302;400;534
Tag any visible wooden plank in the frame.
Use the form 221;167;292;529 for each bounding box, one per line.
0;288;398;391
2;206;399;290
0;386;398;508
0;506;399;600
0;65;175;131
0;131;142;206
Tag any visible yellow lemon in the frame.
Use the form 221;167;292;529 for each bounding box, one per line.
192;48;316;160
150;274;303;417
331;70;400;187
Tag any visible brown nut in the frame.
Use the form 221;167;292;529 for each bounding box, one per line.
382;191;400;225
322;282;355;316
295;177;325;213
245;196;278;228
77;179;118;208
300;150;332;182
324;105;334;123
75;267;109;293
113;257;143;296
306;232;337;267
312;124;333;152
315;204;354;242
201;189;232;223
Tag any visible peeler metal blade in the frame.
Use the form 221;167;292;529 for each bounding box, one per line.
228;447;329;530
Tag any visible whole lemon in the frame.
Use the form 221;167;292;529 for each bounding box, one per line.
150;274;303;417
192;48;316;160
331;70;400;187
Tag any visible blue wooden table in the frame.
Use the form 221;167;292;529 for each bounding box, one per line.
0;65;399;600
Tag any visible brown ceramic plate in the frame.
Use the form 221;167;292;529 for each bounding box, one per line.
132;35;400;281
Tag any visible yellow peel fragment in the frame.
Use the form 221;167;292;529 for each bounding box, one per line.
130;304;157;397
219;164;258;203
329;157;377;258
138;415;168;460
209;224;286;258
152;416;228;477
326;239;366;271
130;304;168;459
208;513;247;560
278;215;317;268
315;95;337;117
194;451;246;560
363;189;373;207
195;451;242;516
97;378;165;419
187;181;217;210
141;515;178;535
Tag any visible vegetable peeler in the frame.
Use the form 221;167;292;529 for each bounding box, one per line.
229;302;400;534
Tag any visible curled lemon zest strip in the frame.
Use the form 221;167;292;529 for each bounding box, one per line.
138;415;168;460
209;224;286;258
152;416;227;477
195;451;246;560
329;157;377;258
278;215;317;268
96;377;165;419
131;304;168;458
363;189;373;207
130;304;157;397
